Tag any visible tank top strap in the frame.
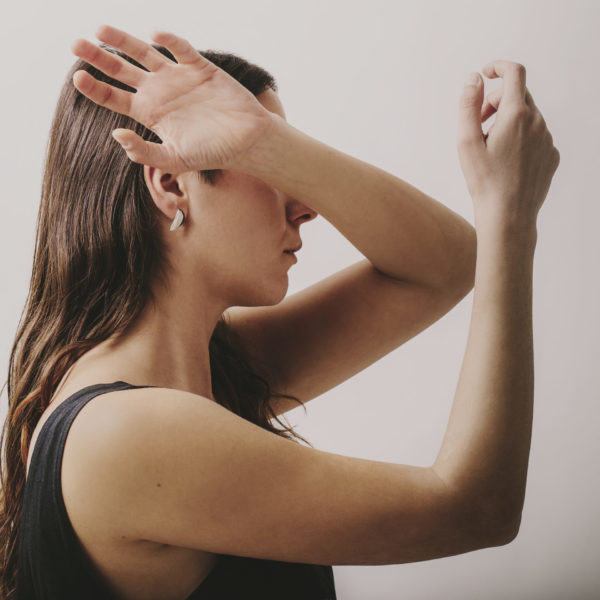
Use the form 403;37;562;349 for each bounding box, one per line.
19;381;156;599
28;380;156;480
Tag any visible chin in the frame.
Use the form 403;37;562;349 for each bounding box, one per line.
262;283;289;306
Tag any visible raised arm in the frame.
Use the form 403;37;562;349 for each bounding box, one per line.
432;62;560;530
70;28;559;560
72;25;474;290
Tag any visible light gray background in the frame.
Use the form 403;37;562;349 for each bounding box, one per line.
1;1;598;598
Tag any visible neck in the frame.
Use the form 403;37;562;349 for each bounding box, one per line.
102;278;229;401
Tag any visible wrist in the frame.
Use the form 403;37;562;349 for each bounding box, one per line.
229;113;328;213
474;208;538;249
233;112;292;179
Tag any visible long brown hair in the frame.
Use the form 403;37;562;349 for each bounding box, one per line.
0;42;309;599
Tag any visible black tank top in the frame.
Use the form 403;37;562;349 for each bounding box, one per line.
18;381;337;599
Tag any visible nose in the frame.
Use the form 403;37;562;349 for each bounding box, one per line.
286;198;319;225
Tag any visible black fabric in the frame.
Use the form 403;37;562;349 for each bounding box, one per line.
17;381;337;599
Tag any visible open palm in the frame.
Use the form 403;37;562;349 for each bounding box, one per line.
71;25;275;174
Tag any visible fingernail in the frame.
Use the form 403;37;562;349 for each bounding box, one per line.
465;72;479;86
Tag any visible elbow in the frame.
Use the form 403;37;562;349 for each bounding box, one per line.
466;491;523;549
482;510;523;548
497;511;522;545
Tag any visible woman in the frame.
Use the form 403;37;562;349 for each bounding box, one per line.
0;24;559;600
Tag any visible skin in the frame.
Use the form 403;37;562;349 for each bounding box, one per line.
61;29;559;426
69;89;318;401
21;29;561;597
64;25;479;409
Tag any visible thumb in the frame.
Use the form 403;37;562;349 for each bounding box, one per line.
111;128;176;171
458;72;485;147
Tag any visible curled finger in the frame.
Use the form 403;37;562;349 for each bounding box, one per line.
481;88;503;123
482;60;527;107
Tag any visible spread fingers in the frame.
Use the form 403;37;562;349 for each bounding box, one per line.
71;38;146;88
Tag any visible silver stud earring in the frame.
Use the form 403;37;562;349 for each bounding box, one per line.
169;208;185;231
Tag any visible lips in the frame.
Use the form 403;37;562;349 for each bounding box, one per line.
284;242;302;253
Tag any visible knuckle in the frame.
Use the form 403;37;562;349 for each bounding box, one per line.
110;59;124;78
459;95;481;110
553;147;561;165
90;45;102;62
514;63;526;77
537;111;547;127
510;104;529;122
532;111;546;132
100;85;113;106
140;142;151;160
138;46;152;65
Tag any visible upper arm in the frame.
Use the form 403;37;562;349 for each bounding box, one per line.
224;259;473;415
78;388;509;566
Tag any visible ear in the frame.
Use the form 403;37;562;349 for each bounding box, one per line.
143;165;186;221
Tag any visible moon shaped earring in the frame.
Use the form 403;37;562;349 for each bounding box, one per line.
169;208;185;231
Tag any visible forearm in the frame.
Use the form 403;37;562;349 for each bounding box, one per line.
237;114;476;289
433;220;537;534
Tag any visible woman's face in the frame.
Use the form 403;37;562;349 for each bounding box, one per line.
177;88;318;308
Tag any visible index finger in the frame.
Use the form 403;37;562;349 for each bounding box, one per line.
482;60;527;107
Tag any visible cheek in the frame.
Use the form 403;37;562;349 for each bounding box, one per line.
231;174;283;230
201;221;275;270
201;174;285;259
231;206;283;254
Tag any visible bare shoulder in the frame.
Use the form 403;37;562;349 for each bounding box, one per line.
60;386;210;547
67;384;512;567
60;385;222;598
64;384;211;443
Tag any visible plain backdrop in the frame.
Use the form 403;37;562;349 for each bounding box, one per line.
1;1;598;598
